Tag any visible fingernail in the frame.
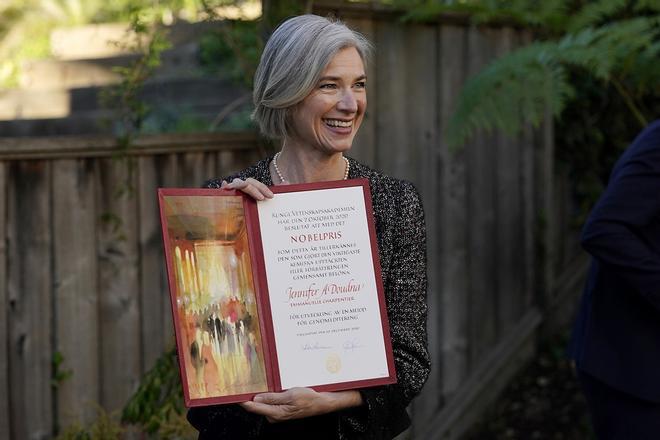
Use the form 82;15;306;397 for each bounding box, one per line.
254;396;264;403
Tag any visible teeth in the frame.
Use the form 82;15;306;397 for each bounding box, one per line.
325;119;352;128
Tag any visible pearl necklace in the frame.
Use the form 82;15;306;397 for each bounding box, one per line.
272;152;350;183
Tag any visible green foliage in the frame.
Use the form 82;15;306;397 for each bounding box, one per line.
89;0;204;23
555;69;660;224
446;39;573;148
51;351;73;389
219;107;256;130
199;19;262;87
122;347;194;439
55;348;191;439
99;8;171;205
55;407;124;440
0;0;209;88
447;13;660;145
395;0;660;218
395;0;570;33
101;11;172;141
443;3;660;147
259;0;309;33
96;8;171;246
198;0;308;87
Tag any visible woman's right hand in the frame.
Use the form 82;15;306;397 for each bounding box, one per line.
221;178;274;201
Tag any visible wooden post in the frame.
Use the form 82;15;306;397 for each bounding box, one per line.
374;19;407;175
97;158;141;412
0;162;9;440
159;154;182;346
537;106;556;309
404;23;441;428
493;27;523;336
344;16;377;167
7;161;54;439
138;156;167;372
520;30;537;310
438;25;470;400
466;25;498;371
52;159;100;427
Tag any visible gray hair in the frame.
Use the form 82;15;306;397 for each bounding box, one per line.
252;14;372;140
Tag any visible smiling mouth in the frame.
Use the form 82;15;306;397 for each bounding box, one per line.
324;119;353;128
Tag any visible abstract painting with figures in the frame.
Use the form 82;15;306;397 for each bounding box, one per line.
160;192;269;404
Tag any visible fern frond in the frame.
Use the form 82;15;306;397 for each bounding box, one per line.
400;0;569;31
446;41;574;147
559;17;660;78
446;15;660;147
568;0;629;31
635;0;660;13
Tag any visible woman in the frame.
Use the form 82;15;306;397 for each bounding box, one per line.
188;14;430;439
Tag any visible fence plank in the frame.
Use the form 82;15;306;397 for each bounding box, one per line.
203;152;218;185
522;122;536;309
466;25;499;369
493;27;523;335
519;30;537;310
403;23;441;427
97;158;141;412
439;25;469;399
138;156;167;371
344;16;377;167
159;155;181;346
52;159;100;427
181;152;208;189
538;106;556;307
374;19;407;176
7;161;53;439
0;162;9;440
218;149;254;179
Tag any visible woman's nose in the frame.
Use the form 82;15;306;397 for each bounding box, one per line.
337;89;358;113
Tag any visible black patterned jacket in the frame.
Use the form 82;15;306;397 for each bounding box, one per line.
188;156;430;440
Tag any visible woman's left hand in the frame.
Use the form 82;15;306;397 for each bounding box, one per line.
240;387;363;423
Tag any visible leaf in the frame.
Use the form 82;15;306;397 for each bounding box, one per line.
446;14;660;147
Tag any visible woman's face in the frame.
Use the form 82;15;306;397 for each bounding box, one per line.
289;47;366;155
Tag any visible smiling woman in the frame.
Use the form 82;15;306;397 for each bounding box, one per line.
187;14;430;440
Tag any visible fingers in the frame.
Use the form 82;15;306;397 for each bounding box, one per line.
223;178;274;201
254;390;293;405
240;388;321;422
240;400;290;422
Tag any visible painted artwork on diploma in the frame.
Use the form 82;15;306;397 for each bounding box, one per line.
159;180;396;407
160;194;269;403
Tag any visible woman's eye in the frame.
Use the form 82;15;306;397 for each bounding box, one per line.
320;83;336;89
355;81;366;89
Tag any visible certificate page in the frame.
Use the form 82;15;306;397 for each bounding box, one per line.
257;185;390;389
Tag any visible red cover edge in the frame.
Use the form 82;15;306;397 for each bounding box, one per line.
244;197;283;393
158;188;194;407
158;188;274;407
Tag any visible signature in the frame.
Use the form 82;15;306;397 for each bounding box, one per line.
342;339;364;351
302;341;332;351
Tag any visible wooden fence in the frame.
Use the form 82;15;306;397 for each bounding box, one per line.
0;133;266;439
0;4;587;439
